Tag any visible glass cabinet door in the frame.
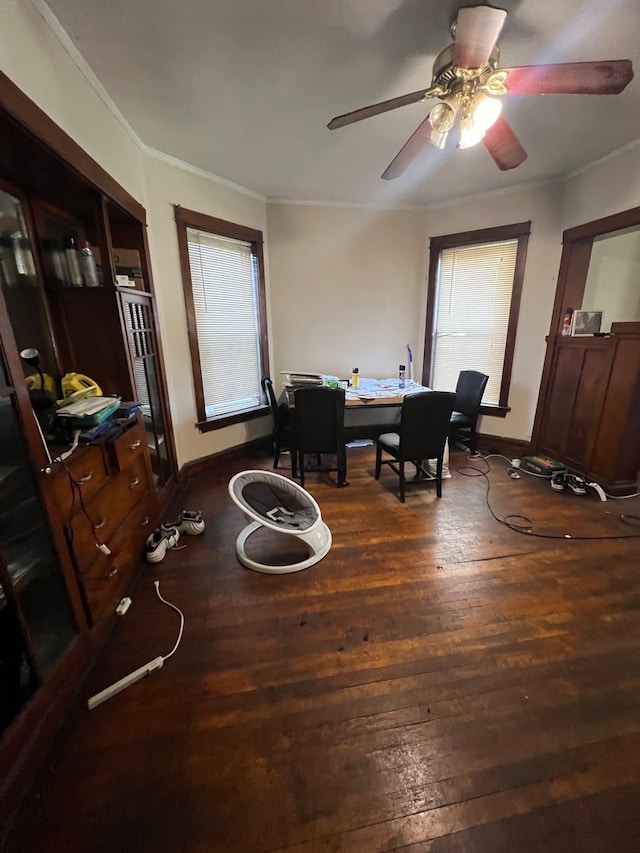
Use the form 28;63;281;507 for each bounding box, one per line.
0;200;77;735
119;291;172;489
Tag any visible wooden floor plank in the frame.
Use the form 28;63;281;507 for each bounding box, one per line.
4;446;640;852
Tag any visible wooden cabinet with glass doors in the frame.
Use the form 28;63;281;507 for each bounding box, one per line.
0;72;177;823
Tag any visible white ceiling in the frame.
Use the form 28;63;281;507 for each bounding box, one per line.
45;0;640;207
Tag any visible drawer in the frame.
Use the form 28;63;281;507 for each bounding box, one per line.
111;418;146;472
68;455;149;570
49;445;108;511
81;496;153;623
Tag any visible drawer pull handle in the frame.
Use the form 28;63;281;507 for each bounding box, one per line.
78;471;94;484
94;517;107;531
107;565;119;578
140;516;150;527
129;439;142;449
129;477;140;488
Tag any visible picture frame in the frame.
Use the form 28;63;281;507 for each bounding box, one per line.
572;310;603;336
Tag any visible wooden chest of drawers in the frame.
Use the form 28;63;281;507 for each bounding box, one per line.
50;416;156;623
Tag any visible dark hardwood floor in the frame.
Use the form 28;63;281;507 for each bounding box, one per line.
4;445;640;852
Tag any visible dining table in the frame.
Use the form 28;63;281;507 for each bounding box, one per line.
282;376;432;441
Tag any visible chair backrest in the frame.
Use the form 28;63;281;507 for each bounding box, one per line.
261;376;277;415
398;391;456;460
453;370;489;417
293;386;345;454
261;376;286;431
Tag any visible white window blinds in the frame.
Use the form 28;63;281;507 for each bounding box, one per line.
186;227;262;417
432;239;518;405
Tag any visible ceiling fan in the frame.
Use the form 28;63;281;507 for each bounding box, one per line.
327;4;634;179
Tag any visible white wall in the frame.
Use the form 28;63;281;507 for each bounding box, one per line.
562;144;640;228
143;154;271;465
268;182;564;442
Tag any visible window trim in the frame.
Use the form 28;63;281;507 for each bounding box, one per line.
174;206;270;431
422;221;530;417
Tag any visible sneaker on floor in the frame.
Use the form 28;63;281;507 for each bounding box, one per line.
566;474;587;495
550;471;566;491
161;509;205;536
145;526;181;563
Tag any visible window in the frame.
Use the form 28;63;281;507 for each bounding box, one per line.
423;222;530;414
174;207;269;430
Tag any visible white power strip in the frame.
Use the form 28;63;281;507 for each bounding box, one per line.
87;656;164;710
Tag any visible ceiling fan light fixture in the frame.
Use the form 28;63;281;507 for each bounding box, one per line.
429;101;457;133
472;93;503;132
458;114;485;149
428;127;449;150
458;92;502;149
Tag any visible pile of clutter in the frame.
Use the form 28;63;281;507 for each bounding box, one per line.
145;510;205;563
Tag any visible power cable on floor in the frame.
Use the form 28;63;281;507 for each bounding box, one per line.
456;454;640;540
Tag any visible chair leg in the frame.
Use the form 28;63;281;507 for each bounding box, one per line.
375;443;382;479
436;454;443;498
298;451;305;487
273;441;280;469
338;449;347;487
399;459;405;503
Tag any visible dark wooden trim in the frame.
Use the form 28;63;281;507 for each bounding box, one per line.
498;230;529;408
562;204;640;243
531;204;640;452
173;207;264;245
421;238;441;385
177;436;267;489
173;206;271;427
429;220;531;251
0;72;145;224
480;404;510;418
474;432;532;459
196;404;269;433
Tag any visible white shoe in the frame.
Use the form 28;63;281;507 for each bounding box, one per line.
145;527;181;563
161;509;205;536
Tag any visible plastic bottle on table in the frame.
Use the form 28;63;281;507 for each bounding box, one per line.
398;364;406;389
351;368;359;390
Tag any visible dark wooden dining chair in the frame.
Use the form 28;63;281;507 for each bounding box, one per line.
449;370;489;454
261;376;291;469
375;391;455;502
292;386;347;487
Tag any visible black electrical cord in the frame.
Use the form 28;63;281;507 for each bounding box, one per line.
457;456;640;540
56;457;108;549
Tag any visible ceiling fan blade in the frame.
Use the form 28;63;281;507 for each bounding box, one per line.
497;60;634;95
327;90;429;130
382;115;445;180
482;116;528;171
453;5;507;70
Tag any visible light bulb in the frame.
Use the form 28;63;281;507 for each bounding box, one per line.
458;114;485;149
472;93;502;132
430;101;456;133
458;94;502;149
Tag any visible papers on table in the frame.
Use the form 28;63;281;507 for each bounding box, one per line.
280;371;339;388
345;378;428;402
